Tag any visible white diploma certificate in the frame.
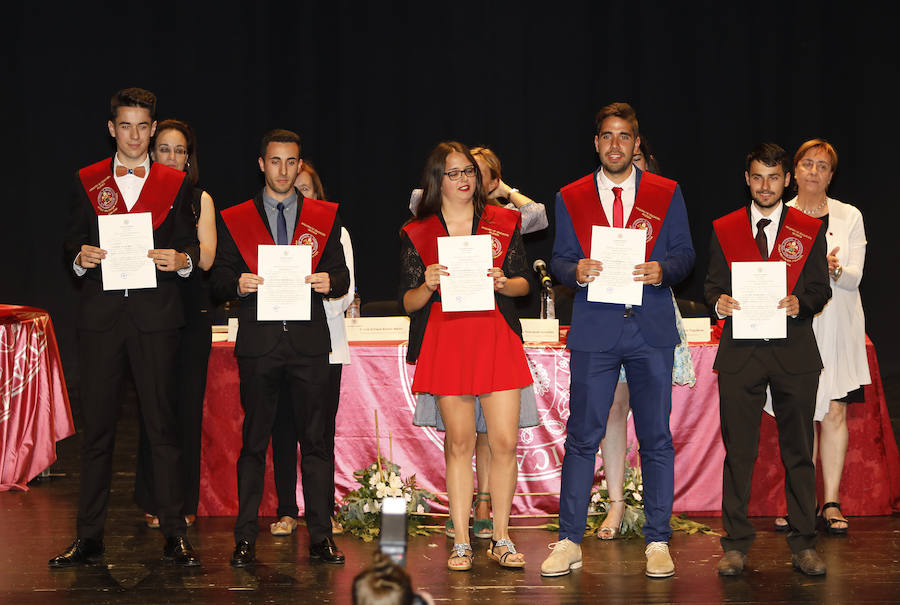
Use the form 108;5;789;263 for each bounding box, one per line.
97;212;157;291
437;234;494;312
256;244;312;321
587;226;645;306
731;261;786;339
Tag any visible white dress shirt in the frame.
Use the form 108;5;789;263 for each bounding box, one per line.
749;200;784;257
595;166;637;226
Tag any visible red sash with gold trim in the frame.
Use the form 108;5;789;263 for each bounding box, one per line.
402;205;520;268
713;206;821;292
559;170;676;260
78;158;185;230
220;197;338;274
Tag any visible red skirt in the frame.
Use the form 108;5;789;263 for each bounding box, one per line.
411;303;533;396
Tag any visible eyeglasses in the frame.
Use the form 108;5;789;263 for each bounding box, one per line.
157;146;188;156
798;159;831;172
443;166;476;181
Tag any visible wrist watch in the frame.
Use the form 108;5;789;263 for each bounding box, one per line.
832;265;842;279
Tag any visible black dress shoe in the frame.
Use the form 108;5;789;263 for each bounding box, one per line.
309;536;345;564
48;538;104;568
717;550;746;576
792;548;826;576
164;535;201;567
230;540;255;568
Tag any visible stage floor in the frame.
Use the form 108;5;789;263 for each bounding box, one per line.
3;393;900;604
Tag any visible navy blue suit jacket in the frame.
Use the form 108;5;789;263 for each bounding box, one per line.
550;167;695;352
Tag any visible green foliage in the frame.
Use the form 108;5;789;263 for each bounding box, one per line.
335;456;438;541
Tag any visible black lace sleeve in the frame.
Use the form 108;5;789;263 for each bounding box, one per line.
502;226;529;280
399;231;426;293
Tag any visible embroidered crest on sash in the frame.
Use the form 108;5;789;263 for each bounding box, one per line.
778;236;803;261
630;217;653;241
97;187;118;212
490;235;502;258
295;233;319;257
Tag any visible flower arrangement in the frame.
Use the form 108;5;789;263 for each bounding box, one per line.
336;455;437;542
335;410;437;541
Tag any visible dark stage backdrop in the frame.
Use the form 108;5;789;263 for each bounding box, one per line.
4;2;898;401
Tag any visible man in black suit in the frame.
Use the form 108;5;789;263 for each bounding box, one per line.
212;129;349;567
705;143;831;576
51;88;201;568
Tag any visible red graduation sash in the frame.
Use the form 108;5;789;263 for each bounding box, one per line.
402;205;520;268
713;206;821;293
559;170;676;260
220;197;338;274
78;158;185;230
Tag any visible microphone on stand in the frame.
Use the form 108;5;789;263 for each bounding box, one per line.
533;259;553;289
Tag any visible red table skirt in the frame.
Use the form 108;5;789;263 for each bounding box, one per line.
0;305;74;491
198;337;900;518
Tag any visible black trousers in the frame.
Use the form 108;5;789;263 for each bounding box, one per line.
718;348;819;554
271;363;342;519
134;310;212;516
233;335;333;544
76;315;186;540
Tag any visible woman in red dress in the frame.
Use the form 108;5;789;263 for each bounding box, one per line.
401;142;532;571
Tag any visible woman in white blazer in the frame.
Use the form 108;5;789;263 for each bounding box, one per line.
773;139;870;535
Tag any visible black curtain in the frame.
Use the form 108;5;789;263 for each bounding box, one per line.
4;1;898;403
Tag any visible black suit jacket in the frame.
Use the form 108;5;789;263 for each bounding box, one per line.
704;205;831;374
211;191;350;358
64;160;199;332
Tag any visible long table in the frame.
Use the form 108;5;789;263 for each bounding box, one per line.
198;338;900;518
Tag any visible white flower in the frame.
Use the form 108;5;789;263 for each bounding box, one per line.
369;474;379;487
404;492;412;502
374;500;382;512
634;492;642;502
376;483;388;499
389;487;402;498
389;474;403;490
591;493;601;504
416;504;425;513
638;484;643;491
625;482;635;492
370;463;378;470
599;479;608;490
363;503;370;513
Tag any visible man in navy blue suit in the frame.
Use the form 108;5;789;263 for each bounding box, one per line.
542;102;695;578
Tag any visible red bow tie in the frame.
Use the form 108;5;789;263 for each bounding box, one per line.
115;165;146;178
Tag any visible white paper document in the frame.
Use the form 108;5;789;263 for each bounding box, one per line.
731;261;786;339
587;226;645;305
98;212;157;291
437;234;494;312
256;244;311;321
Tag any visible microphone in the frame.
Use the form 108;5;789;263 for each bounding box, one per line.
533;259;552;288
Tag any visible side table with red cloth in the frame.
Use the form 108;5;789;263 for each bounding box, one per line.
0;305;74;491
198;337;900;518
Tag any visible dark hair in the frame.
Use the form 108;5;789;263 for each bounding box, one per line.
110;87;157;121
637;136;660;174
299;160;326;200
745;142;790;173
595;102;639;139
260;129;302;158
352;553;414;605
153;119;200;185
793;138;838;172
470;146;501;181
413;141;488;221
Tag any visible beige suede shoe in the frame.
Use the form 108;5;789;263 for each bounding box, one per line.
540;539;583;577
645;541;675;578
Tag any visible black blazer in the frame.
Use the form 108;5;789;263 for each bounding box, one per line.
211;191;350;358
704;205;831;374
64;160;199;333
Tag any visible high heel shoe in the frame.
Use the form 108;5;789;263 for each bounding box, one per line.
597;499;624;540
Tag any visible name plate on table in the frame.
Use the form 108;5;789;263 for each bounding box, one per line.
211;325;229;343
521;318;561;344
682;317;711;343
345;317;410;342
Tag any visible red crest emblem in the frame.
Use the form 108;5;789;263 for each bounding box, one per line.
490;235;502;259
97;187;118;213
630;218;653;242
778;236;803;261
295;233;319;257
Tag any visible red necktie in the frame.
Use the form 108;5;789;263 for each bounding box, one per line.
115;165;146;178
612;186;624;228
